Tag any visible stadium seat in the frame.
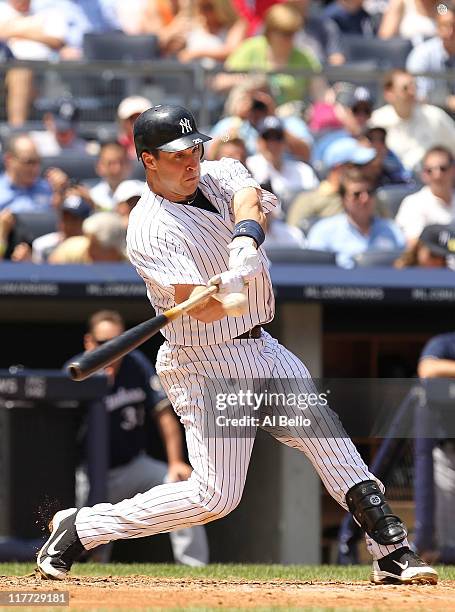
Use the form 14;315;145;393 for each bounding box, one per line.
353;249;404;267
376;184;421;218
6;211;58;258
40;156;98;182
83;33;160;61
343;35;413;69
266;247;337;264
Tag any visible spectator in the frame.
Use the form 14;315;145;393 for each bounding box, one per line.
369;69;455;170
117;96;152;160
221;3;321;105
49;211;126;263
11;192;92;263
72;309;209;566
246;116;319;211
323;0;376;35
211;136;248;165
394;223;455;268
287;136;376;230
359;126;411;186
208;81;313;161
31;98;92;157
0;134;53;213
113;180;144;226
407;2;455;113
395;146;455;246
307;166;405;268
90;142;132;211
311;83;375;169
290;0;346;65
378;0;437;44
0;0;67;125
177;0;248;68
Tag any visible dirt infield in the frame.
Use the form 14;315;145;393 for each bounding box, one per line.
0;574;454;610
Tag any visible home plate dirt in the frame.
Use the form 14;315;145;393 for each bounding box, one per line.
0;574;454;609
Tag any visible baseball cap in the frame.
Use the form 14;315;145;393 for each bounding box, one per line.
61;194;92;219
117;96;152;120
113;180;144;204
53;99;79;132
323;137;376;169
335;84;373;110
420;224;455;256
256;116;285;138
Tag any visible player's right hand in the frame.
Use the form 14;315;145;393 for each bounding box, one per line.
208;269;246;298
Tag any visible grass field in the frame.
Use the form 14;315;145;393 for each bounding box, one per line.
1;563;454;611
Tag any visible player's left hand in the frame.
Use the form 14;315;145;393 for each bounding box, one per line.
167;461;192;482
228;236;261;281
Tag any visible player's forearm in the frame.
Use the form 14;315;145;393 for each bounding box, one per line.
175;284;226;323
232;187;266;231
418;358;455;379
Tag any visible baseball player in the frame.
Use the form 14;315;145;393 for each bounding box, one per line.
37;105;437;585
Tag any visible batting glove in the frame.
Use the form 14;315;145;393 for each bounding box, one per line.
227;236;261;281
208;269;246;299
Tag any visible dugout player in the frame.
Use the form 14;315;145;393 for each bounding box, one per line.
37;105;437;584
72;309;208;566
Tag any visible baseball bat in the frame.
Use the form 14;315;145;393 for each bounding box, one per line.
68;285;219;382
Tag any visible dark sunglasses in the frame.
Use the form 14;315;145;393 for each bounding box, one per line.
262;131;284;142
352;106;372;117
14;156;40;165
423;164;452;175
93;338;111;346
348;188;375;199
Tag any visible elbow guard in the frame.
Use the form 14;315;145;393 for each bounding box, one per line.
346;480;407;545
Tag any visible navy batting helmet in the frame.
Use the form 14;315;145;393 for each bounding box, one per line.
133;104;211;160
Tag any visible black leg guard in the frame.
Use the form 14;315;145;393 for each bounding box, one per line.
346;480;407;545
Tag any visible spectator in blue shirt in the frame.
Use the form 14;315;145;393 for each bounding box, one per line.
307;166;405;267
0;134;52;214
323;0;375;35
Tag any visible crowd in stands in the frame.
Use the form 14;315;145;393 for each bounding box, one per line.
1;0;455;269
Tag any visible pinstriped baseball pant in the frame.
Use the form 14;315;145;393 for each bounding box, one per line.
76;331;408;560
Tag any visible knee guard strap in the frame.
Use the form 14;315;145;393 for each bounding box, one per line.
346;480;407;546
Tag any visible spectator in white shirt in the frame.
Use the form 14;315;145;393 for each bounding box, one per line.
369;69;455;171
246;116;319;212
0;0;67;126
89;142;131;211
395;146;455;246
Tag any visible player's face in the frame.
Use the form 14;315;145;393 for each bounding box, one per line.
147;145;202;200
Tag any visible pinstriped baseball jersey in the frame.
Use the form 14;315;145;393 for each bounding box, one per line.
126;158;277;346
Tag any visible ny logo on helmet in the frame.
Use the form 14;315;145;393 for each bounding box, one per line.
180;118;192;134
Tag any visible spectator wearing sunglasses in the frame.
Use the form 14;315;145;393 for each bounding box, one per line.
246;116;319;212
310;83;374;171
395;146;455;247
307;166;405;268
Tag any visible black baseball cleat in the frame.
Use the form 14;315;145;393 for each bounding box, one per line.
37;508;84;580
371;546;438;585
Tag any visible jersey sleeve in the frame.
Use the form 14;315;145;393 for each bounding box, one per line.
209;157;279;215
128;229;208;288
